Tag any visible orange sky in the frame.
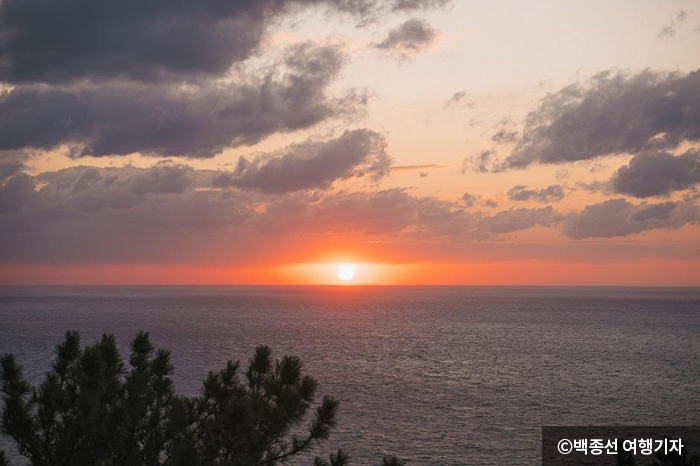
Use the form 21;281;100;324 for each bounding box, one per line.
0;0;699;285
2;258;699;286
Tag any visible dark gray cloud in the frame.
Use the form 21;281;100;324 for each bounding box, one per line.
128;164;195;195
610;150;700;198
0;0;264;84
507;184;565;203
0;173;38;214
0;0;450;84
658;10;690;39
213;129;391;192
374;18;437;57
628;202;677;222
0;44;361;158
32;164;203;214
501;69;700;169
0;152;28;184
563;198;699;239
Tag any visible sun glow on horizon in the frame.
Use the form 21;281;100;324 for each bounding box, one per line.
276;259;408;285
337;263;356;282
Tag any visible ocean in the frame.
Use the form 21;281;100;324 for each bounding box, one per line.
1;286;699;465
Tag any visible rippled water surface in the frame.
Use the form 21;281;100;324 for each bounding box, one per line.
1;286;699;465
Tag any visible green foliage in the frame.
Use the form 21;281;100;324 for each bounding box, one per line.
1;331;405;466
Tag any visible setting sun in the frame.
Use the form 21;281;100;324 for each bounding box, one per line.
1;0;699;464
337;264;356;282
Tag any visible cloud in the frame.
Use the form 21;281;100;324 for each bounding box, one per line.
658;10;690;39
390;163;449;172
445;90;474;108
554;169;570;181
507;184;565;203
0;0;264;84
0;168;260;265
0;152;28;184
461;192;477;207
258;188;469;237
0;44;363;158
684;188;700;203
463;150;494;173
0;165;571;266
482;207;561;233
4;164;698;266
610;150;700;198
31;164;205;214
0;177;463;265
500;69;700;169
461;192;499;209
374;18;437;58
128;163;195;195
447;90;467;105
574;180;608;193
260;188;558;239
563;198;699;239
0;0;451;84
213;129;391;192
488;118;520;146
491;129;518;144
390;0;452;10
0;173;38;214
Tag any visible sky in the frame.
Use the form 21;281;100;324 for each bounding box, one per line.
0;0;699;285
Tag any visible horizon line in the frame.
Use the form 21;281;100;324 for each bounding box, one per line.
2;284;700;288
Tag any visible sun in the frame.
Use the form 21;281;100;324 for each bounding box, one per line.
337;263;356;282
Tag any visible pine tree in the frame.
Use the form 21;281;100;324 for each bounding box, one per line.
1;331;404;466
